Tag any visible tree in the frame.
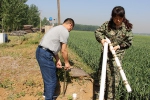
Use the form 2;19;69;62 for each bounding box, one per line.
27;4;40;27
1;0;28;31
0;0;40;32
42;17;50;26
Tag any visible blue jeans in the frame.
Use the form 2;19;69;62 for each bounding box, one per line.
36;46;57;100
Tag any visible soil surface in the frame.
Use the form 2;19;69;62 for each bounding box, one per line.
0;44;98;100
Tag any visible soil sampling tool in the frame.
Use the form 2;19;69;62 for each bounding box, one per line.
62;67;90;97
63;67;67;96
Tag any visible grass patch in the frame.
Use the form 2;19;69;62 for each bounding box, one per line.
0;79;14;90
23;80;36;87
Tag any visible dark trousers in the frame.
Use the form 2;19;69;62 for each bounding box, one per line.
36;46;57;100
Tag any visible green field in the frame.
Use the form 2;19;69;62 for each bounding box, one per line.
68;31;150;100
0;31;149;99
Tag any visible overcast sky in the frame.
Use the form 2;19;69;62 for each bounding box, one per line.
26;0;150;33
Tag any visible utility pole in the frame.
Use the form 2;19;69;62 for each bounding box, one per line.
57;0;61;25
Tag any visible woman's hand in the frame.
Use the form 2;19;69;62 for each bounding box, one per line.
113;45;120;51
101;39;107;46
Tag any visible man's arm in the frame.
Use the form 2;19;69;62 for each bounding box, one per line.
54;54;62;68
61;43;70;70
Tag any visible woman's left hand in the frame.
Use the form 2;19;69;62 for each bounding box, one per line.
113;45;120;51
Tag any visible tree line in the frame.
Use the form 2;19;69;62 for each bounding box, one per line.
0;0;40;32
0;0;99;32
73;24;99;31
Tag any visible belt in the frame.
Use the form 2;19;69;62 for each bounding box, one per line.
38;45;54;56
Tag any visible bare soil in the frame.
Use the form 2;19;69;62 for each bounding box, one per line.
0;44;97;100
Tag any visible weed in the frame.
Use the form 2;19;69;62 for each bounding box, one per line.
36;91;43;96
67;95;73;100
23;80;36;87
16;91;26;98
7;94;15;100
0;79;14;90
0;43;15;48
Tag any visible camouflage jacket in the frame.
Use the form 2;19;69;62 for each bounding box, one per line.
95;21;133;56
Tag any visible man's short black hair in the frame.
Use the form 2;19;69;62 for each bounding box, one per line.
63;18;75;27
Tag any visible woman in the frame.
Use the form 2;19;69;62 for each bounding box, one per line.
95;6;133;100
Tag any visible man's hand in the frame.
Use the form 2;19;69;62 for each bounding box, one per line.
64;62;71;70
61;43;71;70
56;59;62;68
54;54;62;68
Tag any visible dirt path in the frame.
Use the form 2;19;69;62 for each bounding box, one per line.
0;44;96;100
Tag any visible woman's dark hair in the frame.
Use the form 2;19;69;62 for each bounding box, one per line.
108;6;132;31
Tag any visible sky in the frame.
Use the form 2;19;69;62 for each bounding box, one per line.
26;0;150;33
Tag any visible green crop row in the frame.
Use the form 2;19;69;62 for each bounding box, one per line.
68;31;150;100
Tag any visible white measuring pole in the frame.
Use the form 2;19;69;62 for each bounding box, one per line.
106;37;132;92
99;42;108;100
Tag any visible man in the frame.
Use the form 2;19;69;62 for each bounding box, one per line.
36;18;75;100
